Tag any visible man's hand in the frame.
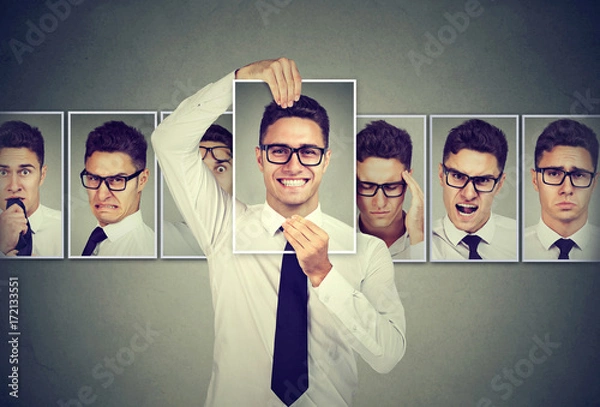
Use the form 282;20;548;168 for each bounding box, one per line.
282;215;332;287
0;204;28;255
235;57;301;108
403;170;424;245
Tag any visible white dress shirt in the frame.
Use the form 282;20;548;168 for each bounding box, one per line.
523;219;600;261
152;72;406;407
357;213;425;261
0;203;62;258
86;210;155;257
431;213;517;261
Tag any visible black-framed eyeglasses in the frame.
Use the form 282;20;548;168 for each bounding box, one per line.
260;144;327;166
80;169;144;191
442;164;503;193
199;146;232;162
357;179;406;197
536;167;596;188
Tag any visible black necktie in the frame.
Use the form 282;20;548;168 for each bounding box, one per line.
81;227;108;256
554;238;576;260
462;235;483;260
271;240;308;406
7;198;33;256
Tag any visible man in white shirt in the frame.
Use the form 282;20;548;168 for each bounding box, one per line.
0;120;62;257
163;124;233;257
356;120;424;260
152;58;406;406
524;119;600;261
432;119;517;261
79;121;154;257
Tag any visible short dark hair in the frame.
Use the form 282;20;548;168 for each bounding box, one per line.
259;95;330;148
443;119;508;172
356;120;412;168
0;120;45;166
85;121;147;170
534;119;599;171
201;124;233;152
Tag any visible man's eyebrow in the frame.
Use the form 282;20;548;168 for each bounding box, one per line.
444;165;497;178
85;170;130;177
0;163;36;169
543;165;595;173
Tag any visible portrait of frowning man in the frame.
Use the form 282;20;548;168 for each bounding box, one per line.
524;118;600;261
0;119;62;257
431;117;518;261
356;119;425;261
78;120;155;257
153;58;406;407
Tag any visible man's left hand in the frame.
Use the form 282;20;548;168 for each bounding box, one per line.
403;170;424;245
282;215;332;287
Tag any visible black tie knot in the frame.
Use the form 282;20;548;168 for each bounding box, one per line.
554;238;575;260
82;227;108;256
462;235;482;260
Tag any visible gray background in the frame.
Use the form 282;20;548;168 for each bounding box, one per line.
430;116;519;222
522;115;600;228
68;112;157;257
234;80;355;227
1;1;600;406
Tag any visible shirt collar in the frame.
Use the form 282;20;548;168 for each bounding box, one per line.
260;202;323;237
101;210;144;241
536;218;589;250
443;213;496;246
28;204;45;234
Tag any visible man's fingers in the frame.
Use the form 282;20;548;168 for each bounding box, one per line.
236;58;301;108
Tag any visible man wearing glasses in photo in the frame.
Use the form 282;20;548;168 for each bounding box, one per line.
79;121;154;257
163;124;233;256
432;119;517;260
356;120;424;260
0;120;61;257
524;119;599;261
153;58;405;406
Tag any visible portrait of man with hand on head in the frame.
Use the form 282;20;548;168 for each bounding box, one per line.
153;58;405;407
431;117;518;261
356;119;425;261
76;120;155;257
524;117;600;261
0;120;62;258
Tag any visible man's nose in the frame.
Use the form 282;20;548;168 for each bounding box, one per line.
283;151;304;172
558;175;574;195
374;187;388;208
7;173;21;192
97;181;114;200
460;180;478;200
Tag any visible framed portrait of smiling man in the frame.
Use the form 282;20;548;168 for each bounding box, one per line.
68;112;157;258
0;112;63;258
522;116;600;262
233;80;356;254
430;115;519;262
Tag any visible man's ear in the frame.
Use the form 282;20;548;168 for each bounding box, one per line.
493;172;507;195
322;149;332;173
531;168;539;192
437;163;444;186
39;164;47;187
255;146;264;173
137;168;150;192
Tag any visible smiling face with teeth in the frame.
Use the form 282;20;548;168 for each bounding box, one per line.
438;149;505;234
255;117;330;218
85;151;149;227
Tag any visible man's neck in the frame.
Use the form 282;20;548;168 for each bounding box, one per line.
359;212;406;248
542;213;587;238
